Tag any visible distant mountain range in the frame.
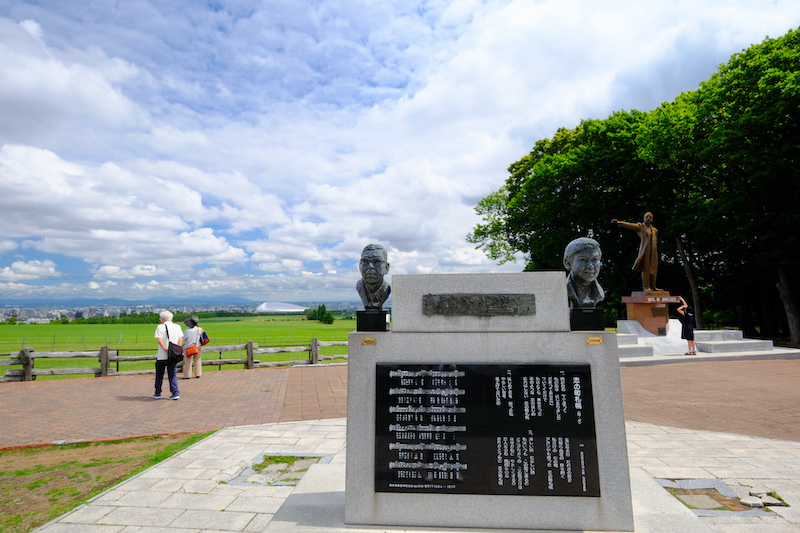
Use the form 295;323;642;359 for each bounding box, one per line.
0;295;262;308
0;296;361;309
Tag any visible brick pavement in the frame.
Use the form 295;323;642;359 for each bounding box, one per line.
620;359;800;442
1;359;798;449
0;365;345;449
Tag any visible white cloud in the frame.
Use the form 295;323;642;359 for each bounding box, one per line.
0;19;144;145
0;259;60;281
0;1;798;300
0;240;18;254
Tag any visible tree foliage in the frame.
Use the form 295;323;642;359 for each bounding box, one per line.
469;27;800;340
305;304;335;324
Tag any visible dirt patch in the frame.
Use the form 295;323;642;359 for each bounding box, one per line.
0;433;210;533
227;454;321;486
666;487;748;511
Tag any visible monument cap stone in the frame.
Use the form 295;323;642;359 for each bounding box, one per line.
391;272;570;333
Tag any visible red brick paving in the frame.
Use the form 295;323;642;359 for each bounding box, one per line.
620;359;800;442
1;360;799;448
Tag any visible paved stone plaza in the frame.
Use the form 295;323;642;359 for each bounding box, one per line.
2;358;798;532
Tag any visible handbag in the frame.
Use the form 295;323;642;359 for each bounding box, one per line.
164;325;184;364
185;344;200;356
200;330;210;346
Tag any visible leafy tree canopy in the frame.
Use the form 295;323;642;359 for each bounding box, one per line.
469;27;800;340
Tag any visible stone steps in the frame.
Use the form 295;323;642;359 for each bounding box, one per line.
617;333;639;345
693;329;744;342
616;324;774;358
618;344;655;358
695;339;774;353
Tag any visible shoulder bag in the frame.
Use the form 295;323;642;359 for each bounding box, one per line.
185;327;200;356
164;325;184;364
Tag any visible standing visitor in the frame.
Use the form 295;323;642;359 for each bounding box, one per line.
182;316;204;379
676;296;696;355
154;310;182;399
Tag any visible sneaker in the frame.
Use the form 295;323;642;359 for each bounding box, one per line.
169;394;180;400
153;394;161;399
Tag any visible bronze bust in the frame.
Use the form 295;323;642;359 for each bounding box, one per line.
356;244;391;310
563;237;605;308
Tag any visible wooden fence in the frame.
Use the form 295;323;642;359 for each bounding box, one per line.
0;338;348;383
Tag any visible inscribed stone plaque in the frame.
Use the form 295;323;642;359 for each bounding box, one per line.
422;294;536;317
375;364;599;497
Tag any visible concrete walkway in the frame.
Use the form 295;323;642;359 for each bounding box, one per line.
2;357;798;532
32;418;800;533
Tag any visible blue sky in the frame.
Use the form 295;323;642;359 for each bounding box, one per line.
0;0;798;303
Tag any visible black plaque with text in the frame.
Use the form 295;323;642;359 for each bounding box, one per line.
375;364;600;496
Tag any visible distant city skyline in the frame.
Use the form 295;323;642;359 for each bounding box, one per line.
1;1;799;301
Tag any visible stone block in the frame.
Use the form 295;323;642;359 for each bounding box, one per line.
391;272;569;333
345;329;633;531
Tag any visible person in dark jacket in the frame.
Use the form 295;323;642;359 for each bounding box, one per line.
676;296;696;355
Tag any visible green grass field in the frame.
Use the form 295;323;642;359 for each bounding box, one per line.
0;315;354;379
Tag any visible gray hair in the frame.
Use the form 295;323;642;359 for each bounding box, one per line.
159;310;174;322
563;237;601;270
361;243;387;260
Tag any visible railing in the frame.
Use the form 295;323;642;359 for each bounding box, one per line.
0;338;349;382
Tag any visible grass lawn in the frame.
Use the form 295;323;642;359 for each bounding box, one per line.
0;315;354;379
0;432;214;533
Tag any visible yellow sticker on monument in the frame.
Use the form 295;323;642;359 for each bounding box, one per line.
362;337;377;345
586;336;603;345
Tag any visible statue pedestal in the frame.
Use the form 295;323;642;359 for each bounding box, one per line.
621;291;680;336
357;310;388;331
570;308;605;331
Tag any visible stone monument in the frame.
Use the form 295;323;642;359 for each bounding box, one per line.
612;213;678;335
564;237;605;331
356;244;391;331
345;272;634;531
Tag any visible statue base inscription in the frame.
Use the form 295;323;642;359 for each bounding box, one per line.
621;291;680;336
357;310;388;332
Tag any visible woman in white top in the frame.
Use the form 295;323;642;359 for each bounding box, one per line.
182;316;204;379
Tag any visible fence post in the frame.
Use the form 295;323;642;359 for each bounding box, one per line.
19;348;34;381
246;340;254;369
310;337;319;364
99;346;110;377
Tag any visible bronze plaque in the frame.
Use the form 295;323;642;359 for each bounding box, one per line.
422;294;536;317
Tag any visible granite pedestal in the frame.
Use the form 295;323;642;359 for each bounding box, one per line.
345;272;634;531
621;291;680;336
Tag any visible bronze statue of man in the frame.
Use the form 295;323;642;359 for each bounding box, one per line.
612;212;660;292
356;244;391;309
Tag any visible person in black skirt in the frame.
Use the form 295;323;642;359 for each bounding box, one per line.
676;296;696;355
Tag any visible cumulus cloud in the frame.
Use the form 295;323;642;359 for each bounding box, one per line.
0;259;60;281
0;1;799;300
0;18;144;146
0;240;18;254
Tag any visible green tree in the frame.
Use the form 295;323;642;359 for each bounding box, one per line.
470;26;800;340
305;305;334;324
469;111;686;322
638;27;800;342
